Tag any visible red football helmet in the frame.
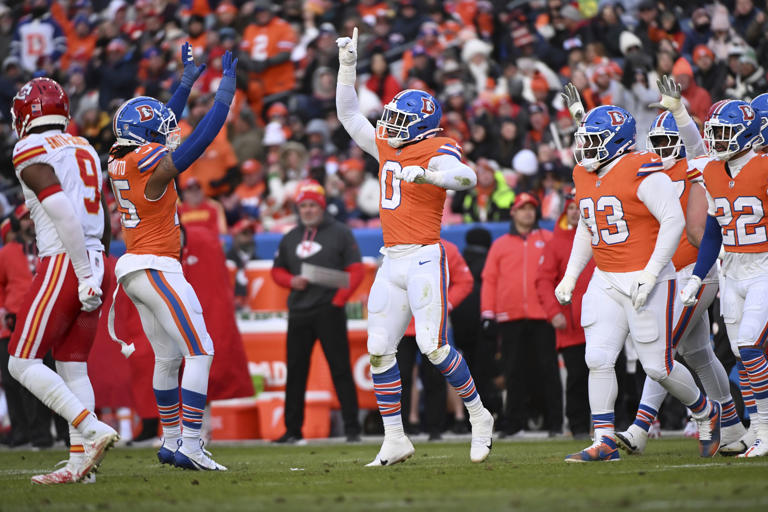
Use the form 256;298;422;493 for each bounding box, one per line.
11;78;70;139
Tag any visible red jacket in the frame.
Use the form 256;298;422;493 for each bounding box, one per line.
535;212;596;349
0;241;34;338
404;239;473;337
481;227;552;322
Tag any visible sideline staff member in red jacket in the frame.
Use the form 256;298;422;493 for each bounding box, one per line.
535;197;595;439
481;193;562;436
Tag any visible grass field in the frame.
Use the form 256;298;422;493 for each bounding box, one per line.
2;437;768;512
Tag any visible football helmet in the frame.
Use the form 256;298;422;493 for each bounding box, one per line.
112;96;181;150
750;93;768;150
647;110;685;170
704;99;760;160
376;89;442;148
11;77;70;139
574;105;636;172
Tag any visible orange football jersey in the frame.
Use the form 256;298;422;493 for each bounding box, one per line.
375;136;461;246
240;18;296;96
573;151;665;273
703;153;768;253
108;143;181;259
668;159;703;270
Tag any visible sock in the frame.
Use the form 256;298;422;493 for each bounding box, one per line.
154;387;181;443
720;399;740;428
117;407;133;441
56;361;95;463
431;346;483;419
739;347;768;426
632;404;658;433
687;391;711;419
588;366;618;440
738;361;758;420
592;412;615;442
181;388;206;442
372;364;404;438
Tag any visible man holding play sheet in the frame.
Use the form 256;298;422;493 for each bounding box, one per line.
270;181;365;443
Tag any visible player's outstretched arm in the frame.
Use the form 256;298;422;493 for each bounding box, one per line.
560;82;585;123
649;75;706;159
19;164;102;311
395;155;476;190
167;42;206;120
335;27;379;160
146;51;237;200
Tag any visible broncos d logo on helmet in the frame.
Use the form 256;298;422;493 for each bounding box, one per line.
136;105;155;122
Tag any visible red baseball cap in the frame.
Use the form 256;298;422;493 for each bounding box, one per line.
512;192;539;210
295;180;326;208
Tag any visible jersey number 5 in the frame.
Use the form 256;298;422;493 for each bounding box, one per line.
381;161;402;210
580;196;629;246
110;179;140;229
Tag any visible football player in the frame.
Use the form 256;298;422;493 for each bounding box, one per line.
751;93;768;154
614;80;745;454
681;99;768;457
336;28;494;466
107;43;235;470
9;77;119;484
555;103;721;462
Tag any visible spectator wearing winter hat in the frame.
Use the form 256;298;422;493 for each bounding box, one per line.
271;181;363;444
682;8;713;57
673;56;712;124
733;49;768;101
708;7;744;63
86;37;138;111
693;45;728;102
234;159;267;221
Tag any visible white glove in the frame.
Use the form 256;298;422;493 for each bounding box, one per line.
560;82;585;123
630;270;657;310
555;275;577;305
78;276;103;312
394;165;427;184
680;275;702;307
336;26;358;67
648;75;683;116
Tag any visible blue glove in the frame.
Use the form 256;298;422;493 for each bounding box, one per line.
180;41;206;89
215;50;238;106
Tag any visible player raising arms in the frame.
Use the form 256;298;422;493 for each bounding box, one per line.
107;44;236;470
680;99;768;457
336;29;494;466
9;77;118;484
555;102;721;462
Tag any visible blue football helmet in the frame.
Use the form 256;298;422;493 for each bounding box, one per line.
112;96;180;150
574;105;636;172
376;89;442;148
704;99;760;160
647;110;685;169
750;93;768;150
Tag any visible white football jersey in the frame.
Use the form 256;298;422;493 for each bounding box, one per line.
13;129;104;258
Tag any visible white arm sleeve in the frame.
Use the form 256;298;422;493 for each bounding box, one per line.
676;116;707;159
637;172;685;277
336;83;379;161
564;220;593;279
40;191;93;280
424;155;477;191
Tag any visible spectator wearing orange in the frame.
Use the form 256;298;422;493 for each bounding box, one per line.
535;198;595;440
234;159;266;221
241;1;297;97
480;193;561;436
337;158;379;226
185;15;208;58
60;15;96;71
178;178;228;237
673;56;712;125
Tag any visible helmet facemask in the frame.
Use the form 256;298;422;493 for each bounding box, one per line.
704;121;748;161
648;132;682;170
159;110;181;150
376;105;419;148
574;129;613;172
753;115;768;151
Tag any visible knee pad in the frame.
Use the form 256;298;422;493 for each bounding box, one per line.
369;353;396;373
367;279;389;316
406;276;434;313
584;346;613;371
426;345;451;366
681;346;715;371
367;326;390;356
643;364;669;383
153;356;184;390
7;356;39;383
55;361;88;382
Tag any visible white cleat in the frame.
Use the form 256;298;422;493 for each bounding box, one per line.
719;422;747;449
80;421;120;480
174;439;228;471
720;425;757;456
30;460;96;485
615;425;648;455
365;436;415;467
470;408;494;463
737;438;768;458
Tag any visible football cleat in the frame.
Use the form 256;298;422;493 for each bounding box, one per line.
694;401;721;458
157;438;180;465
79;421;120;479
720;424;757;456
365;435;415;467
615;425;648;455
565;436;620;462
31;460;96;485
737;437;768;458
173;439;227;471
470;408;494;463
719;422;747;449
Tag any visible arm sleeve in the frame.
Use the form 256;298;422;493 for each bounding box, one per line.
692;216;722;280
564;221;594;279
446;246;473;311
39;191;93;279
677;117;707;159
166;84;191;121
425;155;477;191
336;83;379;160
535;240;564;320
331;262;365;306
171;101;229;173
270;266;293;289
480;244;499;319
636;172;685;276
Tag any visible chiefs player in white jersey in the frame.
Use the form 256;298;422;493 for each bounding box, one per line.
8;78;118;484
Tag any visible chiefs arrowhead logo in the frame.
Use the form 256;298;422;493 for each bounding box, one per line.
296;240;322;259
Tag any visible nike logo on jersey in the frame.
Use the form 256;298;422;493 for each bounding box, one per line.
418;260;430;265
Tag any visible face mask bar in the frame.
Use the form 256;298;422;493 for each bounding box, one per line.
648;133;682;160
704;121;745;160
574;130;611;166
376;106;418;144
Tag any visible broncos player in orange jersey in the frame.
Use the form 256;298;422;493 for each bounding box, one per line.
336;28;494;466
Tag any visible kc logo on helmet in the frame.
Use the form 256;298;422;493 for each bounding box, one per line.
421;97;435;115
136;105;154;122
607;110;625;126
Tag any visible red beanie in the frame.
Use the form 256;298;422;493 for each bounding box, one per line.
295;180;326;208
0;218;11;242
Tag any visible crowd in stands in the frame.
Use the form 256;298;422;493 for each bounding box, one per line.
1;0;767;239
